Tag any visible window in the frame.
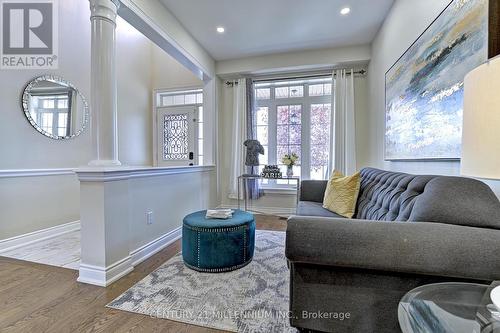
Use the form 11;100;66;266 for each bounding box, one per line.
156;88;204;164
254;77;332;185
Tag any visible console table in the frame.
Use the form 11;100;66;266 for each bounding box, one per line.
237;174;300;212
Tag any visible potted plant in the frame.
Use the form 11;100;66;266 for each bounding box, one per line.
281;153;299;177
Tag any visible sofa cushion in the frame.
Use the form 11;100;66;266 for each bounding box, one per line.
322;171;361;218
297;201;345;218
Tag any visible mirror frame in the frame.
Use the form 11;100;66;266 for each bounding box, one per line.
22;75;89;140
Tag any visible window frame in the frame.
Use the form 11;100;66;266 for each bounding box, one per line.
255;78;332;186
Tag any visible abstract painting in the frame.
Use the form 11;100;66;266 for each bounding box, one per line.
385;0;488;160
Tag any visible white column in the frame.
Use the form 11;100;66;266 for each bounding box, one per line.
88;0;121;166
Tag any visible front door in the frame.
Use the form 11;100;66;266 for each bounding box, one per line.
157;106;198;167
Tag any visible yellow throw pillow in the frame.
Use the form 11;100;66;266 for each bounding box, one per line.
322;170;361;218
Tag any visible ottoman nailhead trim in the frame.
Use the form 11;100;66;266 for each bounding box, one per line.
197;231;200;268
243;230;246;262
184;225;249;233
184;258;253;273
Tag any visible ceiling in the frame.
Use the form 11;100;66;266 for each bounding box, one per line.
160;0;394;61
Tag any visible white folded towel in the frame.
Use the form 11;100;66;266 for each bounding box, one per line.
206;209;234;219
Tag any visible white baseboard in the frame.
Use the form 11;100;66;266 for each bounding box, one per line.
218;204;295;217
78;256;133;287
130;226;182;266
78;226;182;287
0;220;80;254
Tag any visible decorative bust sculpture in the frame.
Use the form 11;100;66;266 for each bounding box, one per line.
244;139;264;167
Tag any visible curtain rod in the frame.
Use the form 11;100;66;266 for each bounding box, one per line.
225;69;366;85
251;70;366;84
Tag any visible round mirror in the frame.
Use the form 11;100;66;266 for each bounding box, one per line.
22;75;89;140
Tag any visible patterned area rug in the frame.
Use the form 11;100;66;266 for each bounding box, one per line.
107;230;296;332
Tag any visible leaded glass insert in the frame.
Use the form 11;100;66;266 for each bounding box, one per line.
163;113;189;160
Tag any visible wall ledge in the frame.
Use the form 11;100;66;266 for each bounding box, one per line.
0;168;75;178
75;165;215;182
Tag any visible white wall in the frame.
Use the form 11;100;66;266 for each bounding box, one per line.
366;0;500;196
0;2;208;240
151;43;203;90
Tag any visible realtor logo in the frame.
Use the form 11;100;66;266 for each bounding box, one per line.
1;0;58;69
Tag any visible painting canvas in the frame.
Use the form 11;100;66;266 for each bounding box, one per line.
385;0;489;160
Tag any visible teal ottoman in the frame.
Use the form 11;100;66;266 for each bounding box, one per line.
182;210;255;272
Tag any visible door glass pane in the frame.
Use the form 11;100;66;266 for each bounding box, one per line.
185;94;196;104
173;95;185;105
309;84;324;96
289;125;301;144
256;88;270;100
290;105;301;124
256;107;268;125
163;113;189;160
277;106;289;124
198;124;203;139
289;86;303;98
256;126;268;145
324;83;332;95
310;103;331;180
162;96;174;106
277;126;289;144
275;87;289;99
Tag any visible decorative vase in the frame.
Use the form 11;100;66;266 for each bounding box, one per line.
286;165;293;177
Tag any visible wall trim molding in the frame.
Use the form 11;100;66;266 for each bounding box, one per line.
218;204;295;217
75;165;215;182
0;168;76;179
78;226;182;287
78;256;133;287
130;226;182;266
0;220;80;254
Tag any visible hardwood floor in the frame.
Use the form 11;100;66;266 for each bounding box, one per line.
0;214;287;333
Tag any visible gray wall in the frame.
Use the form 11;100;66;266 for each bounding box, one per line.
366;0;500;196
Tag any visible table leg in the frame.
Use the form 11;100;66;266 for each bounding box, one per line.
296;179;300;205
243;178;248;211
237;177;240;210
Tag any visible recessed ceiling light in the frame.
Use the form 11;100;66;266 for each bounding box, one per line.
216;26;225;33
340;7;351;15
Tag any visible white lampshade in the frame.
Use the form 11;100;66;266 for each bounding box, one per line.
461;56;500;180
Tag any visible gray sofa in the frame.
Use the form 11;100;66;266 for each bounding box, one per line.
286;167;500;332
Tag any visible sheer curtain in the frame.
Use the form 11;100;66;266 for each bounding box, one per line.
246;79;263;199
228;78;263;200
329;69;356;176
228;78;247;199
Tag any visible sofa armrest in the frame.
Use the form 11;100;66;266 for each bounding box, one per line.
286;216;500;281
299;180;328;202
